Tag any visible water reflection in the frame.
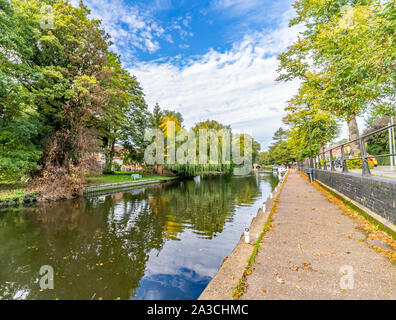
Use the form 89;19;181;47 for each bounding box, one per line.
0;173;278;300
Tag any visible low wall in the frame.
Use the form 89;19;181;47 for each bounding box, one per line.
83;178;176;195
312;169;396;224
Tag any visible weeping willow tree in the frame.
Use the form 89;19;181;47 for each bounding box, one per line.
162;120;235;176
161;120;261;177
147;106;260;177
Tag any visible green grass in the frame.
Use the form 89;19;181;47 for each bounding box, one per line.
0;182;28;200
85;172;172;186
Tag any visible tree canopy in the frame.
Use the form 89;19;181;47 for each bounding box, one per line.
0;0;149;198
277;0;395;155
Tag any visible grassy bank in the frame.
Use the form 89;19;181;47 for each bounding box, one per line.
0;182;29;200
84;172;172;187
0;172;173;205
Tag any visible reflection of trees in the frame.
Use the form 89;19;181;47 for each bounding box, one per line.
146;175;267;239
0;173;277;300
0;196;166;300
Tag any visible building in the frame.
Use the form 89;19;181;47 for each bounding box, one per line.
324;144;352;158
97;146;144;172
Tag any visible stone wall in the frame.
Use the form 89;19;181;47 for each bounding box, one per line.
312;169;396;224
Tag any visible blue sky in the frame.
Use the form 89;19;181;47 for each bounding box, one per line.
71;0;357;149
76;0;294;64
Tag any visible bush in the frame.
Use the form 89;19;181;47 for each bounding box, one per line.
113;163;121;172
346;153;374;170
0;118;42;182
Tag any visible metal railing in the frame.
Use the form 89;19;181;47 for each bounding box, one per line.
306;123;396;177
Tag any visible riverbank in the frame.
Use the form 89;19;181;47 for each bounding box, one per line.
198;171;288;300
0;173;176;208
84;176;178;195
84;172;172;186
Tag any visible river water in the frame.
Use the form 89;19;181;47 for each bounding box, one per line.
0;172;278;300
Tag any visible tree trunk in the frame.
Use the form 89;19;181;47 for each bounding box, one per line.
348;115;360;156
104;140;115;173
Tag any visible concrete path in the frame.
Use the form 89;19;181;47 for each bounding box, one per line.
242;170;396;300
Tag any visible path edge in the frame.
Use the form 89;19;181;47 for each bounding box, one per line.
198;170;289;300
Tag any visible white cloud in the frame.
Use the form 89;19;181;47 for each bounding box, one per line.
211;0;293;22
129;10;303;149
213;0;265;12
70;0;168;54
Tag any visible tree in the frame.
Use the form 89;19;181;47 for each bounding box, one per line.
0;117;42;181
272;128;289;143
0;0;43;181
258;151;272;166
150;103;163;128
364;115;394;166
0;0;143;199
120;80;150;166
20;0;115;198
267;127;297;165
283;90;340;161
277;0;395;155
270;140;296;165
97;53;149;173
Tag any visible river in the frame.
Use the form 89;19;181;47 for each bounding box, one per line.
0;172;278;300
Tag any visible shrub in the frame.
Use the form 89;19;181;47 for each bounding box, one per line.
346;153;374;170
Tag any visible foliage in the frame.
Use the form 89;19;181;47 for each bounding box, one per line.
164;119;235;176
265;127;296;165
258;151;272;166
277;0;395;155
284;106;340;161
0;116;42;181
0;0;151;199
365;116;394;165
98;52;150;173
344;152;375;170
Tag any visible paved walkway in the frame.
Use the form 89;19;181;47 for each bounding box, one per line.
242;170;396;300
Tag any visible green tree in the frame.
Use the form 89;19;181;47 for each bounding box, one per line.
277;0;395;155
0;0;43;181
283;99;340;161
97;53;149;173
258;151;272;166
365;116;394;165
120;80;150;166
267;128;296;165
150;103;163;128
